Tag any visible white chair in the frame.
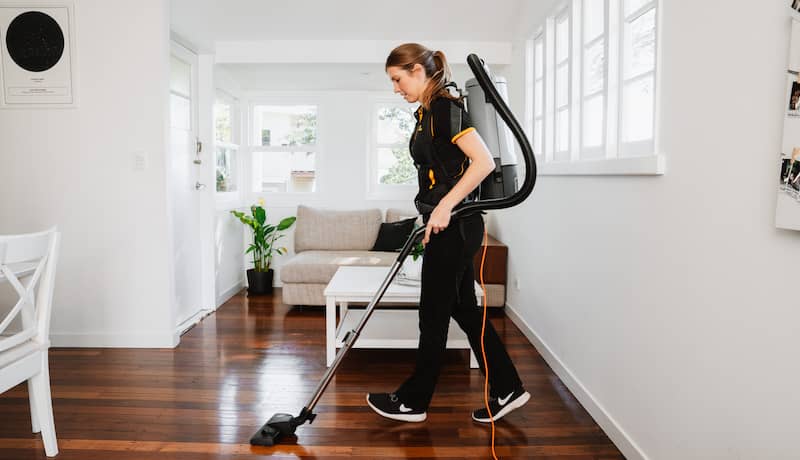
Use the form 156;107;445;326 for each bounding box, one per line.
0;228;60;457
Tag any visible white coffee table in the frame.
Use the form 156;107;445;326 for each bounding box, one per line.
323;266;481;369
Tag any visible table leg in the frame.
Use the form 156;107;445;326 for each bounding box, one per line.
334;301;349;337
470;350;479;369
326;296;335;367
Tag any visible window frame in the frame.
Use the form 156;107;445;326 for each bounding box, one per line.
213;90;241;204
618;0;658;158
579;0;609;160
245;94;323;201
366;95;418;201
530;0;664;175
553;5;573;161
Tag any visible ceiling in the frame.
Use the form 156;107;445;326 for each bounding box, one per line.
169;0;552;91
217;62;509;91
170;0;527;52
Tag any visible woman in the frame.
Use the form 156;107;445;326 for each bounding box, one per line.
366;43;529;423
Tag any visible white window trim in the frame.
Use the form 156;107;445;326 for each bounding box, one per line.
365;94;418;201
533;0;665;176
532;34;545;160
244;93;324;204
214;90;241;207
553;5;572;160
578;0;609;160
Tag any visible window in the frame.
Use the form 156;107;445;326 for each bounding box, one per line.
529;0;664;175
554;7;571;160
368;99;417;198
530;35;545;157
250;104;318;193
214;94;239;193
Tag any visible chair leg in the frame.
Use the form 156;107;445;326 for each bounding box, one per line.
27;380;40;433
30;352;58;457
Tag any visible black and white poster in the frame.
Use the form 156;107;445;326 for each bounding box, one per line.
0;5;75;107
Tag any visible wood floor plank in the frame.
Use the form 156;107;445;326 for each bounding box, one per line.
0;288;625;459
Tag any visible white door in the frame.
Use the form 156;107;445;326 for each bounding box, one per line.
169;44;204;329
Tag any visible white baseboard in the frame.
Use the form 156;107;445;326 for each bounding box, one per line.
50;331;178;348
216;280;245;308
175;309;215;337
504;302;649;460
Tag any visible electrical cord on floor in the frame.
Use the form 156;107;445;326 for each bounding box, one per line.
478;227;499;460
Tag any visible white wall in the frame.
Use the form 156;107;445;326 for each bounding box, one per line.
501;1;800;459
213;66;246;304
0;0;174;346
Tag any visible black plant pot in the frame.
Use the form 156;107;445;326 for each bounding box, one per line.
247;269;274;295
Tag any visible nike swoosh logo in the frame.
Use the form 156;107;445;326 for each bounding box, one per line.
498;392;514;406
399;404;413;413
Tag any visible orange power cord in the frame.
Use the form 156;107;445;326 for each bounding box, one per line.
478;227;499;460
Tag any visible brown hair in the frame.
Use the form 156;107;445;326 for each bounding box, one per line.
385;43;460;109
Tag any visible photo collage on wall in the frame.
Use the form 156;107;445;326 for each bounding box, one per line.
777;3;800;230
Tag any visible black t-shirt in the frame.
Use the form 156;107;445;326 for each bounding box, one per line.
409;96;475;210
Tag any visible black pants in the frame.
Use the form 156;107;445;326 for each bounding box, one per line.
395;213;522;410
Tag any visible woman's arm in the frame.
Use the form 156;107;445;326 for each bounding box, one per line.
423;130;495;244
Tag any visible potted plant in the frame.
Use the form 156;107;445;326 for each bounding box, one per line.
401;230;425;281
231;199;296;295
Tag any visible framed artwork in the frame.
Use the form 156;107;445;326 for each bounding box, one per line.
0;4;76;108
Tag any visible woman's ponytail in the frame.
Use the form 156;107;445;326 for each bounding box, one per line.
386;44;461;109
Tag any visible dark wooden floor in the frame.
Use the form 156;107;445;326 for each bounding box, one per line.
0;289;624;459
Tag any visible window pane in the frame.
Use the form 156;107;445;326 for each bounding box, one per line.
534;80;544;117
556;109;570;152
377;107;415;144
583;40;605;95
253;105;317;147
556;15;569;63
215;146;237;192
535;41;544;78
377;147;416;185
534;119;543;155
214;102;232;143
622;77;654;143
582;94;604;148
583;0;605;43
624;8;655;79
253;151;316;193
170;56;190;96
170;94;190;130
556;65;569;108
624;0;651;16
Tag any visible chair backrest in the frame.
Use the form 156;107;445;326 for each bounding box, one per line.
0;228;60;352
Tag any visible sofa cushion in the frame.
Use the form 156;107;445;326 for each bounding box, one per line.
294;206;382;253
371;217;416;251
386;208;420;224
280;250;397;284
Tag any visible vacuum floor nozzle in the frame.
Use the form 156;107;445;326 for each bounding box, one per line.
249;413;297;446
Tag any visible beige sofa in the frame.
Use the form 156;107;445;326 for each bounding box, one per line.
280;205;505;307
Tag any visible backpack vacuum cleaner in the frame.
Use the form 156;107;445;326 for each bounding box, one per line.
250;53;538;446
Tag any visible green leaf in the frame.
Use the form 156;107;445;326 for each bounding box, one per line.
253;206;266;225
277;216;297;231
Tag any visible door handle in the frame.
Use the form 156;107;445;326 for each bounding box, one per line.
195;182;206;190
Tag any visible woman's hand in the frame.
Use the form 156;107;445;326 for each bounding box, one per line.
423;201;454;245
